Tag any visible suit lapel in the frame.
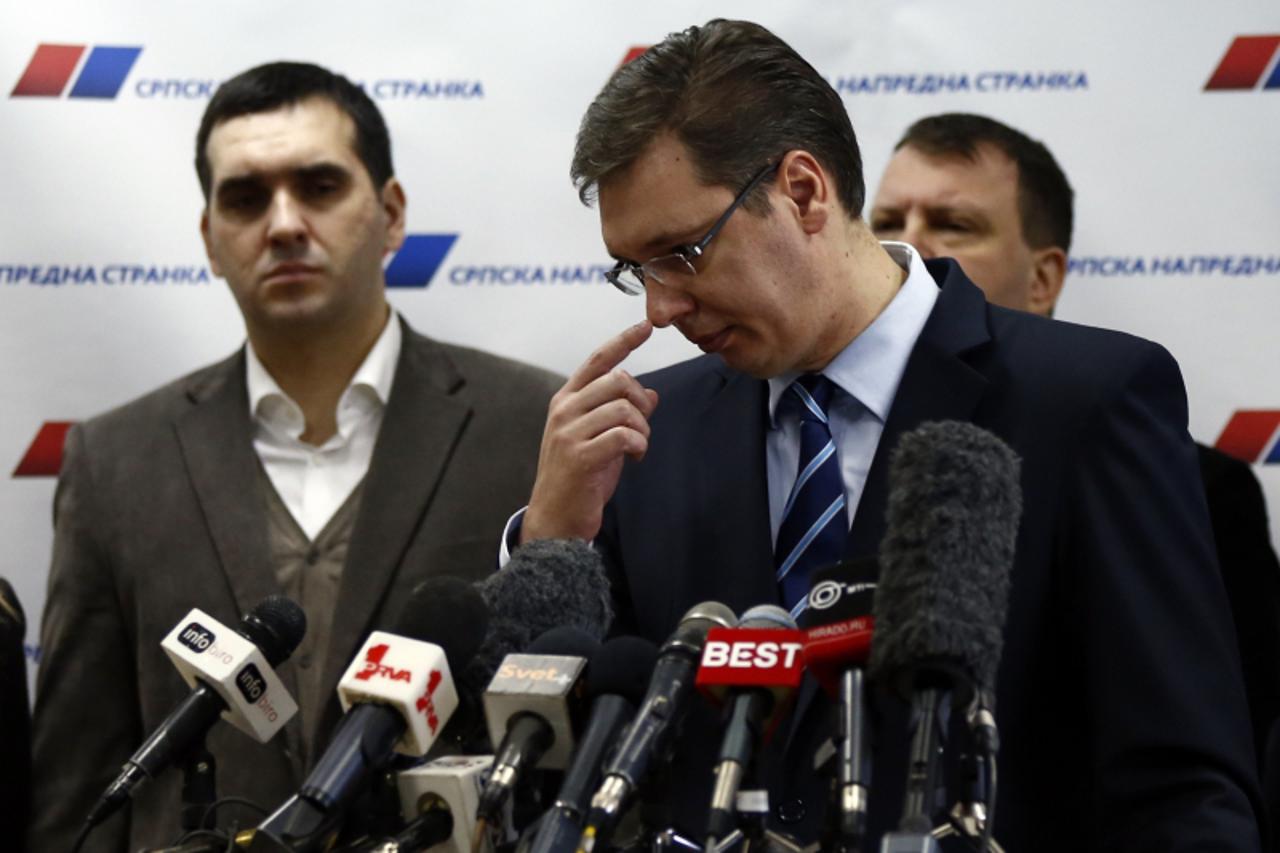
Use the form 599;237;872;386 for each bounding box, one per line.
844;260;992;560
687;367;777;622
175;351;283;618
785;260;993;758
174;352;305;773
320;325;471;695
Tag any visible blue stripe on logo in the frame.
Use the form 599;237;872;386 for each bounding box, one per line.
69;46;142;99
385;234;459;288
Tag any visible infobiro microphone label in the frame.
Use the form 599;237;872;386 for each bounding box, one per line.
337;631;458;757
160;608;297;743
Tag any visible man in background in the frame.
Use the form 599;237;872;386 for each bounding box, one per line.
870;113;1280;793
29;61;560;852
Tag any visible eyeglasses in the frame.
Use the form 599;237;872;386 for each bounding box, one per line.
605;161;780;296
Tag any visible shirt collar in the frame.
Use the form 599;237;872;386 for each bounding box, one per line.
768;241;938;424
246;310;402;438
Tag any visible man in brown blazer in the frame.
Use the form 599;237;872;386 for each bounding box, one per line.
28;61;560;852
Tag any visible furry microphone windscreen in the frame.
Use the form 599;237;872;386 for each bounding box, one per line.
868;420;1021;694
466;539;614;694
394;576;491;673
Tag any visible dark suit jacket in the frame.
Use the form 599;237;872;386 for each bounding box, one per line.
0;578;30;853
27;321;562;853
598;260;1264;851
1197;444;1280;846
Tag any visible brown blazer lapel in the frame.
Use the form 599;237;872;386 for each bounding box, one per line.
319;325;471;697
173;350;305;774
174;351;283;619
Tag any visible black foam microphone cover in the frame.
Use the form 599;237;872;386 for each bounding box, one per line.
869;420;1021;695
392;576;490;667
241;594;307;667
467;539;613;693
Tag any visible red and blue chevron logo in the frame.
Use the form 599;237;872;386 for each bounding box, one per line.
385;233;458;288
11;43;142;99
619;46;649;68
12;421;73;478
1205;35;1280;91
1215;410;1280;464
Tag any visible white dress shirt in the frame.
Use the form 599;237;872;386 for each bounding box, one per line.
500;241;937;562
246;313;401;540
764;241;937;541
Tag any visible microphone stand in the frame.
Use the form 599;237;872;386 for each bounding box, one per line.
879;687;945;853
178;736;217;832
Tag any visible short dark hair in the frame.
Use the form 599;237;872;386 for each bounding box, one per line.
895;113;1073;252
195;61;393;200
571;19;864;218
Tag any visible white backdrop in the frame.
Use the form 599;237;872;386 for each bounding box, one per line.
4;0;1279;686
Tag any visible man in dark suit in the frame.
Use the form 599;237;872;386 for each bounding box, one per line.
0;578;29;852
871;112;1280;807
518;20;1264;850
28;62;561;852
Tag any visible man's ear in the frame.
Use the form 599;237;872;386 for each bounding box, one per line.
776;149;833;235
1028;245;1067;317
200;208;222;277
380;177;408;255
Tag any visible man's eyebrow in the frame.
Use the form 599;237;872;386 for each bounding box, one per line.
294;162;351;181
924;202;989;218
610;220;712;264
213;173;264;198
213;161;352;195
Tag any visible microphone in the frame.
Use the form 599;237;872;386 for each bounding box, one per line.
84;596;306;831
528;636;659;853
248;576;488;853
467;539;614;696
393;755;496;853
799;557;877;851
579;601;737;852
869;421;1019;851
697;604;805;848
476;627;597;829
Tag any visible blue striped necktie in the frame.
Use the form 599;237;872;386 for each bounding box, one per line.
775;374;848;619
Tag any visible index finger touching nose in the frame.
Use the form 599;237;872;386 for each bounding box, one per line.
567;320;653;392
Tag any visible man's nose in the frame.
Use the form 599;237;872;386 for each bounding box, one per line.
266;190;307;248
900;214;937;259
644;276;696;328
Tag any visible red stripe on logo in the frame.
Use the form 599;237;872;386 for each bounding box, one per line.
12;422;74;478
11;44;85;97
1214;410;1280;463
1205;35;1280;91
619;46;649;68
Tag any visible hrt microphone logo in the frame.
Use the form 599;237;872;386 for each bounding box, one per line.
807;578;876;611
1205;35;1280;91
355;643;414;682
178;622;215;653
1215;410;1280;464
415;670;444;733
11;44;143;98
